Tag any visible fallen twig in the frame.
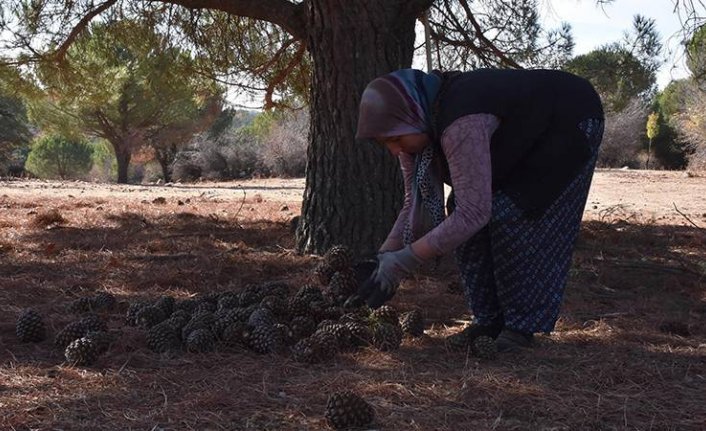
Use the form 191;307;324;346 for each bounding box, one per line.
673;202;704;230
127;253;195;261
117;352;134;375
608;260;703;277
597;204;633;223
233;188;247;223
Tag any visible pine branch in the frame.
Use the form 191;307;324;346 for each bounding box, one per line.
264;42;305;109
457;0;522;69
152;0;307;40
53;0;119;62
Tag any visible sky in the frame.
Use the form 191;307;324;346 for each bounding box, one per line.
539;0;692;88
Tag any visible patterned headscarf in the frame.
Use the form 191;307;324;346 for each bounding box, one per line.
356;69;446;245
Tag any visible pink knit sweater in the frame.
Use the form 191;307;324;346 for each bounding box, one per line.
384;113;500;255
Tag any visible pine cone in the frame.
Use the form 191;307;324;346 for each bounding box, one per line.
68;297;93;314
325;391;375;430
313;261;336;286
245;325;283;354
65;337;100;366
91;292;117;310
147;322;182;353
55;321;88;349
370;305;399;326
154;296;175;317
221;322;247;348
323;245;353;271
185;328;215;353
16;309;46;342
400;309;425;337
371;322;402;351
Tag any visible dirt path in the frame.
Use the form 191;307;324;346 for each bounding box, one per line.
584;169;706;225
0;177;303;203
3;170;705;225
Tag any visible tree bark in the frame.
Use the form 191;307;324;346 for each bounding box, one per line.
158;157;171;183
297;0;422;257
114;144;132;184
154;145;177;183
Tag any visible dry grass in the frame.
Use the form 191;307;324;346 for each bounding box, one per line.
1;180;705;430
29;208;66;228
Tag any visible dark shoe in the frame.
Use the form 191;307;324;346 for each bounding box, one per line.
496;328;533;353
446;323;503;351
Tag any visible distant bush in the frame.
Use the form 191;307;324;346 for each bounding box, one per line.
651;80;690;169
0;95;30;175
598;98;648;168
1;146;30;177
259;110;308;177
212;128;265;178
172;109;309;181
88;139;116;182
208;109;258;139
674;82;706;170
25;135;93;179
140;161;164;183
171;150;202;182
172;129;265;181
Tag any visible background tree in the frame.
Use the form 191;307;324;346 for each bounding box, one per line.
563;15;663;168
146;96;224;182
564;15;661;111
671;24;706;169
207;109;258;140
647;82;687;169
645;112;660;168
27;19;222;183
259;109;309;177
674;81;706;169
686;23;706;84
171;108;308;180
25;135;93;179
0;65;31;174
564;47;653;112
0;96;31;174
650;79;690;168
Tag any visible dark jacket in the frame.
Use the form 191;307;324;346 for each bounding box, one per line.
432;68;604;214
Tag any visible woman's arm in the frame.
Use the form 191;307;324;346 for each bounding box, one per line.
412;113;499;259
378;153;415;252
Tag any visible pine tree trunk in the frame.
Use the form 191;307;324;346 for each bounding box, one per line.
297;0;420;257
154;146;176;183
115;146;131;184
159;158;171;183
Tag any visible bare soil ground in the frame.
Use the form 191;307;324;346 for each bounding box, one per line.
1;170;705;430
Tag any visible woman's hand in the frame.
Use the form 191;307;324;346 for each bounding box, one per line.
363;245;423;308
